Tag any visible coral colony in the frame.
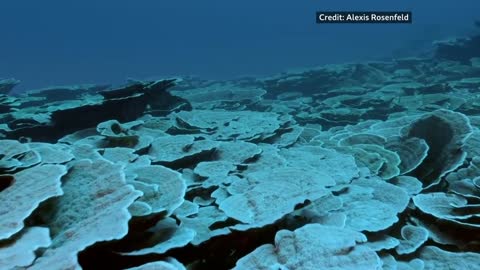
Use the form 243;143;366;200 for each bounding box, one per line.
1;32;480;270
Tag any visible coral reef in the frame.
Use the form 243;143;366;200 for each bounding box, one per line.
1;32;480;270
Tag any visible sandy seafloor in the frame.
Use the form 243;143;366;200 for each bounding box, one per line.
1;33;480;270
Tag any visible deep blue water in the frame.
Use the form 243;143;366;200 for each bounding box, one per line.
0;0;478;91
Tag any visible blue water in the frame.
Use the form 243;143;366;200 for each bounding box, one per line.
0;0;478;91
